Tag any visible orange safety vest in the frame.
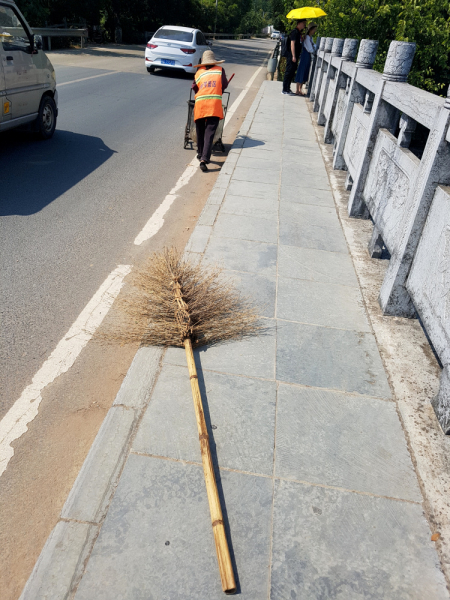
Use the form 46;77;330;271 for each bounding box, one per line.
194;66;224;121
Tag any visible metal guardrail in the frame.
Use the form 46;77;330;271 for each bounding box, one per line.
31;27;88;50
204;33;252;40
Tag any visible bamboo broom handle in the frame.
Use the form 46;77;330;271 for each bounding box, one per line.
184;338;236;595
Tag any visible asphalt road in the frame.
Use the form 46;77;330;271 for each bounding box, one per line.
0;39;273;418
0;38;275;600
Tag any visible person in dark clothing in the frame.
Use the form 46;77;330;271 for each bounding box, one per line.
282;19;306;95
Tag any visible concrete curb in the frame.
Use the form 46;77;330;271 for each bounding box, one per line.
19;84;267;600
19;347;162;600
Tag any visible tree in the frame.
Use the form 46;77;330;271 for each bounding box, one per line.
281;0;450;93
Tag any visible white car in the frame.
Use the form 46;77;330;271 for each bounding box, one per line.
145;26;211;75
271;30;280;39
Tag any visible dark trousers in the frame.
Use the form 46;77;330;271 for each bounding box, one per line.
282;56;298;92
195;116;220;163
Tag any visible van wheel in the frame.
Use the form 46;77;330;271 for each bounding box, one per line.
36;96;57;139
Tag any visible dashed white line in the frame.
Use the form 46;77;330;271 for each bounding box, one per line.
0;265;131;476
58;71;120;86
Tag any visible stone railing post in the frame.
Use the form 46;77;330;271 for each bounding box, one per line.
346;40;412;218
317;38;344;125
379;67;450;318
309;37;326;103
323;38;358;143
333;39;378;170
313;37;334;112
306;36;321;98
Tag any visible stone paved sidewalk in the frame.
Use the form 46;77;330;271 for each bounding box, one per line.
21;81;449;599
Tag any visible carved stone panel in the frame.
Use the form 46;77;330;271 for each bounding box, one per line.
407;186;450;366
362;129;419;254
324;75;336;121
343;103;370;178
332;88;347;137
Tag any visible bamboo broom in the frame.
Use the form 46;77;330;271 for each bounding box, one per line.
103;248;261;594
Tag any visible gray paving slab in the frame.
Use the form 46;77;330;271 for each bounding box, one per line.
271;480;448;600
62;406;137;523
281;168;330;190
233;166;280;185
283;138;319;150
74;455;273;600
221;193;278;221
113;347;162;409
278;245;358;287
276;321;391;398
227;179;278;200
280;202;341;230
236;155;281;171
20;521;98;600
276;276;371;332
280;217;348;253
213;212;278;244
186;224;212;253
133;365;276;475
280;186;335;207
204;237;277;276
207;186;227;205
275;384;422;500
224;268;276;318
164;320;276;379
198;203;221;226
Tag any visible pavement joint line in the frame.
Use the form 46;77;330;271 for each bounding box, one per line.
160;361;394;402
60;517;99;527
274;316;371;334
275;273;360;290
128;452;422;505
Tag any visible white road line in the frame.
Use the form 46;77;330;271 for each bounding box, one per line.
58;71;120;86
133;60;267;246
0;265;131;477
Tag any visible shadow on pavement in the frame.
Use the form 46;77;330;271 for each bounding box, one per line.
0;130;116;216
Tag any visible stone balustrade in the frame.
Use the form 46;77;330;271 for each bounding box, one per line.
307;38;450;434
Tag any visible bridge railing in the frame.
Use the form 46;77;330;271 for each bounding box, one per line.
307;36;450;434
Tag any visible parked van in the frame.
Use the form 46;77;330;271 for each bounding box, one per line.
0;0;57;139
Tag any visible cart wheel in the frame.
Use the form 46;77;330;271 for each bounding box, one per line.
220;141;225;153
184;138;189;149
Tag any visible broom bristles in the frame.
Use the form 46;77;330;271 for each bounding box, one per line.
102;247;263;348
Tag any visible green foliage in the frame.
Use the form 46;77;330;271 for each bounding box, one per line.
281;0;450;94
18;0;274;40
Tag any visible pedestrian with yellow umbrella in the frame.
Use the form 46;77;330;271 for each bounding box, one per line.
282;6;327;96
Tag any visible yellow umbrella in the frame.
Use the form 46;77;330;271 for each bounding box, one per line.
286;7;327;19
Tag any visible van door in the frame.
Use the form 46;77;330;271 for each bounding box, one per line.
0;3;39;119
0;41;11;124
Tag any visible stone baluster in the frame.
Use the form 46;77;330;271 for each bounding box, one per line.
309;37;326;103
317;38;344;125
323;39;359;143
379;44;450;318
313;38;335;112
306;36;321;98
332;40;378;169
347;40;412;219
382;41;416;82
341;38;358;61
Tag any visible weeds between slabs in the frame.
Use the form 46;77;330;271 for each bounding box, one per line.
104;248;262;594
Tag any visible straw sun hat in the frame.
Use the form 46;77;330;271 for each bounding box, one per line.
193;49;225;68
